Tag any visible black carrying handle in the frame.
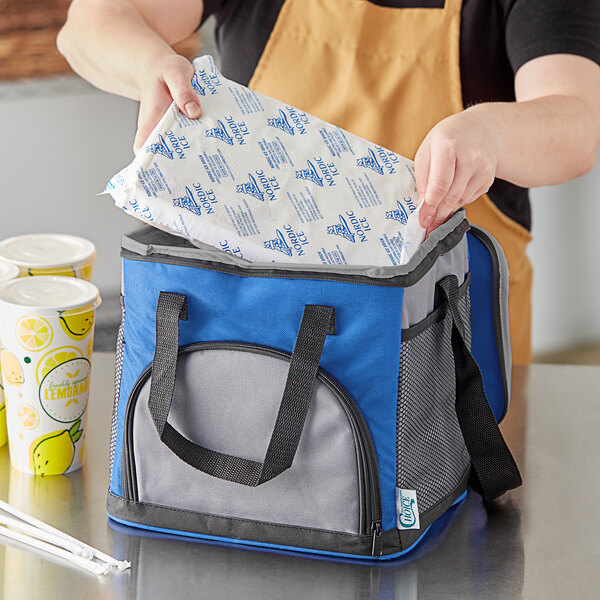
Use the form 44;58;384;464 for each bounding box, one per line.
147;292;335;487
438;275;522;501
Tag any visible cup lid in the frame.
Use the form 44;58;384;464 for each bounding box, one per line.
0;234;97;269
0;258;19;283
0;276;101;312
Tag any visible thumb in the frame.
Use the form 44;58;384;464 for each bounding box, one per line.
163;60;202;119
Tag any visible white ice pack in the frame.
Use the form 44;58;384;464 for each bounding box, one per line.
104;55;425;266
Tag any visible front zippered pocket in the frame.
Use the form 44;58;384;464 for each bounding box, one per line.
121;341;382;548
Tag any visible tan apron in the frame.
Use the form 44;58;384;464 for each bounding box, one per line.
249;0;533;363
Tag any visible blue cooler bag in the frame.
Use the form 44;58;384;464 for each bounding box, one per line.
107;210;521;560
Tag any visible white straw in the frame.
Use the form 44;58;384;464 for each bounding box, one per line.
0;500;129;570
0;513;92;558
0;525;110;575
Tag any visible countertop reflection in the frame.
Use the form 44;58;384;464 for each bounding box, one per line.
0;355;597;599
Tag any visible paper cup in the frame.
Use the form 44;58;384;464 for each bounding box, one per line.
0;259;20;447
0;276;101;475
0;234;97;282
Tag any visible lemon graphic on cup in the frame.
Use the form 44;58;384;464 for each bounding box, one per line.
36;346;82;385
80;264;93;281
0;403;7;446
15;316;53;352
29;419;83;476
38;355;90;423
58;306;94;341
1;350;24;386
17;404;40;430
27;266;77;278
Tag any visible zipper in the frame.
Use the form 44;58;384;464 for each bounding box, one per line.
120;217;469;289
121;341;382;547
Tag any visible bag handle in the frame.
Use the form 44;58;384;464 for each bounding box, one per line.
438;276;522;501
147;292;335;487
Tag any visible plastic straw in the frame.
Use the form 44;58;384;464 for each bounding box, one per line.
0;525;111;575
0;513;91;558
0;500;130;570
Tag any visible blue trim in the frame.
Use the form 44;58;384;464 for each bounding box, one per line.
107;491;468;562
466;232;504;421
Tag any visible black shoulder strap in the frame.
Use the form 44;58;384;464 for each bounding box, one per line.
439;276;522;501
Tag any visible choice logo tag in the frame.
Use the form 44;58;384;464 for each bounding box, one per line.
396;489;420;530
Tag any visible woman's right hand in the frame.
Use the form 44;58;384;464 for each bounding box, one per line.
134;53;202;154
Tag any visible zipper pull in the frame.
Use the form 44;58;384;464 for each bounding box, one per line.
371;521;382;557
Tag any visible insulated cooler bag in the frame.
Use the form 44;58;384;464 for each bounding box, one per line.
107;210;521;560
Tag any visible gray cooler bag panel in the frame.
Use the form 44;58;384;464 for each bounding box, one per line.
398;276;472;521
129;345;362;534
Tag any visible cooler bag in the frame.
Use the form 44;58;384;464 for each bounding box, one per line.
107;210;521;560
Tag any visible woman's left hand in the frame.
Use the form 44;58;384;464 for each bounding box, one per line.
415;109;500;236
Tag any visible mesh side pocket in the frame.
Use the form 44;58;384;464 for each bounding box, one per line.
397;288;471;515
109;296;126;474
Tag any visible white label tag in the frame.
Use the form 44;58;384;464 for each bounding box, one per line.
396;488;420;530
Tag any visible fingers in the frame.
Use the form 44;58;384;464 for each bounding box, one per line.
425;157;472;234
418;142;456;230
133;80;172;154
162;58;202;119
415;115;498;236
414;143;430;200
133;56;202;155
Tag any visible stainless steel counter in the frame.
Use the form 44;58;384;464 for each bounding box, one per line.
0;354;598;599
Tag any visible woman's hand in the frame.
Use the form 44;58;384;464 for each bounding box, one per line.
134;54;202;153
415;109;500;236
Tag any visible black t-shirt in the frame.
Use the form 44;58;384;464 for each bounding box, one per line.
202;0;600;230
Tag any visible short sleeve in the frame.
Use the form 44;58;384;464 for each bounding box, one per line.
201;0;225;24
504;0;600;74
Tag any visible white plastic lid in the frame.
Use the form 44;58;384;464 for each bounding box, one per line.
0;234;97;269
0;258;19;283
0;276;101;312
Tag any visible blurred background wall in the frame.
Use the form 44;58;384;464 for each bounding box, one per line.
0;7;598;362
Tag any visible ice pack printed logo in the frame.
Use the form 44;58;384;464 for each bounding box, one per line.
172;187;202;215
194;58;223;95
386;201;409;225
191;73;206;96
396;489;420;530
236;174;265;202
146;134;174;159
205;120;234;145
295;160;324;187
267;109;295;135
105;171;126;192
264;229;293;256
128;198;153;221
219;239;244;258
356;148;384;174
284;106;310;134
327;215;356;243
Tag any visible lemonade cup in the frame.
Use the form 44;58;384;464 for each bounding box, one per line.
0;259;20;447
0;234;97;282
0;276;101;475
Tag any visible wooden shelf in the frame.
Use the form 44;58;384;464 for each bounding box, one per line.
0;0;202;81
